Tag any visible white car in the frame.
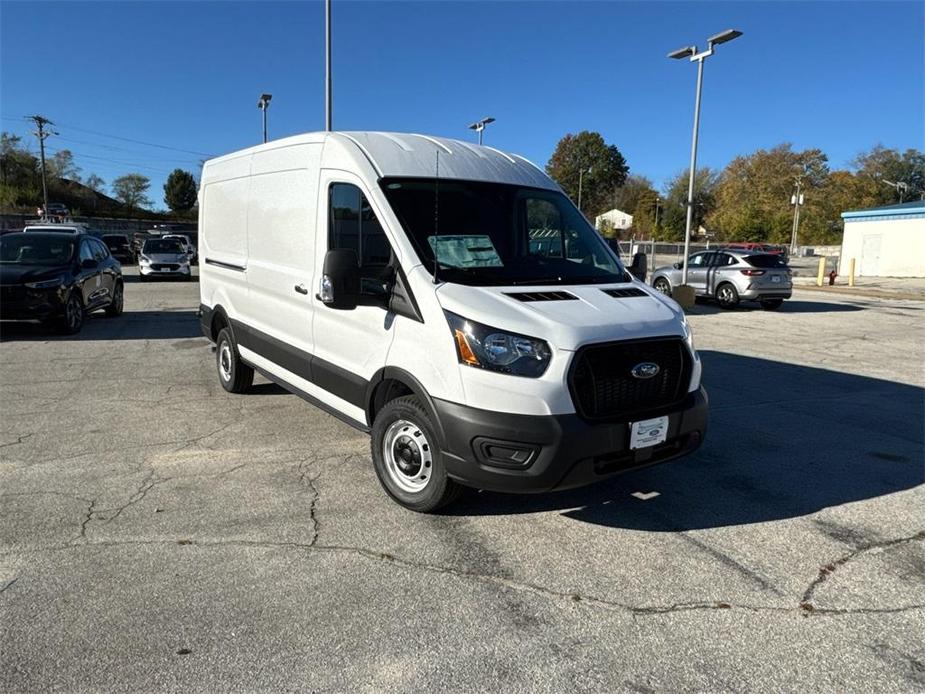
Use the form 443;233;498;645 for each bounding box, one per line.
163;234;197;264
138;237;191;281
198;132;707;512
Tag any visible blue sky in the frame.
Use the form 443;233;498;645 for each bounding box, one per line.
2;1;923;210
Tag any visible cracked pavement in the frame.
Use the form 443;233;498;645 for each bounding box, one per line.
1;270;923;692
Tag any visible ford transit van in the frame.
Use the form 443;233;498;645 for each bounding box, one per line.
198;132;707;511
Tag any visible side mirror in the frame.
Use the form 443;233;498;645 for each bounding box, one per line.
320;249;360;310
81;258;98;270
628;252;647;281
673;262;683;270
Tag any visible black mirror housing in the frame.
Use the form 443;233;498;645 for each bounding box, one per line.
321;249;360;310
628;252;648;281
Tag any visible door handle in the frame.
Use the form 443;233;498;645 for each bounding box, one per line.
294;284;308;295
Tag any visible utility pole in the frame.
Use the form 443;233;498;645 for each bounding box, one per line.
577;166;592;213
790;180;804;256
325;0;332;131
27;115;55;217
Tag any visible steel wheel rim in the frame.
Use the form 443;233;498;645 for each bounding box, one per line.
219;342;233;381
382;419;432;494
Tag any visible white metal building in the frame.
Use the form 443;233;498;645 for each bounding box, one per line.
839;200;925;277
594;208;633;231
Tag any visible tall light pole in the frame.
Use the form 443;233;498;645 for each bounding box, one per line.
789;180;805;255
883;179;909;202
27;115;55;216
668;28;742;287
325;0;332;131
257;93;272;143
577;166;592;213
468;116;495;145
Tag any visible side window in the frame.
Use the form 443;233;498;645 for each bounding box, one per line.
525;198;563;258
329;183;391;268
91;239;109;261
718;253;736;266
688;253;707;267
78;240;94;264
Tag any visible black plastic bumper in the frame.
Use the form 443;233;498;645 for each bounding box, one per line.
198;304;213;340
434;387;708;493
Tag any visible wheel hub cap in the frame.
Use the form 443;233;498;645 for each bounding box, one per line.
383;420;432;493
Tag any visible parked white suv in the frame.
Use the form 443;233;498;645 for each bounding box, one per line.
198;132;707;511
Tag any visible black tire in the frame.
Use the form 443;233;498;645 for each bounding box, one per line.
715;282;740;309
105;281;124;317
760;299;783;310
653;277;672;296
58;291;84;334
371;395;462;512
216;327;254;393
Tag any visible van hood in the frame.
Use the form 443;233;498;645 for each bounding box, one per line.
435;282;684;351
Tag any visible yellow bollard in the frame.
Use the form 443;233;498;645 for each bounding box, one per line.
848;258;856;287
816;256;826;287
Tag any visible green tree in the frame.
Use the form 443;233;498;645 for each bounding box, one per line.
612;175;660;238
0;132;40;208
545;131;629;219
112;173;152;214
659;167;719;242
163;168;198;212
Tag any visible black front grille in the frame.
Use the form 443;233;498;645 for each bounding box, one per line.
569;338;691;420
505;291;578;302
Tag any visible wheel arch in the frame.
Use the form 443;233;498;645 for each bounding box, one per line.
365;367;445;443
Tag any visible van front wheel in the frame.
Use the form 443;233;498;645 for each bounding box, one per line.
216;327;254;394
371;395;462;512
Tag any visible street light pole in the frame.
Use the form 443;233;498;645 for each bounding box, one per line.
789;180;804;255
467;116;495;145
325;0;332;131
257;94;272;143
668;29;742;288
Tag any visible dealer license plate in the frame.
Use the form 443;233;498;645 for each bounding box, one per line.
629;416;669;450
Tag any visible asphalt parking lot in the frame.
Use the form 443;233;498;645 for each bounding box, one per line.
1;268;923;692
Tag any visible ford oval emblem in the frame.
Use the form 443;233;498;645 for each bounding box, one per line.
631;362;660;379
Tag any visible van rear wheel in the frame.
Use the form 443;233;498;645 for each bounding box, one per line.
371;395;462;512
216;327;254;394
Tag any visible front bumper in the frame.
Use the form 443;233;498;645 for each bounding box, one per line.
434;387;708;493
0;286;66;320
139;264;190;278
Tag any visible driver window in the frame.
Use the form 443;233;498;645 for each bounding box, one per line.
688;253;706;267
329;183;391;269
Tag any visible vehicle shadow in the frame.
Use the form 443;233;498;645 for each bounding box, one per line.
688;300;864;315
123;275;199;284
447;350;924;530
0;310;203;342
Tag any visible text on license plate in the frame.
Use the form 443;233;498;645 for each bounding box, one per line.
629;416;669;450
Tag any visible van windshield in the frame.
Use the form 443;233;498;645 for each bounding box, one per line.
380;178;629;286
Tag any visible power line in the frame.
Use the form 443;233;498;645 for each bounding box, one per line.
44;146;178;175
52;135;202;164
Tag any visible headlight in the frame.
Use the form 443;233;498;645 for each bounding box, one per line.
139;255;151;265
444;311;551;378
25;275;66;289
681;316;696;353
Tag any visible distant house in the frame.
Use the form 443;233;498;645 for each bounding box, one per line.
595;208;633;232
840;200;925;277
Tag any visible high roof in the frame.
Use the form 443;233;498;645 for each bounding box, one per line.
337;132;556;190
204;131;558;191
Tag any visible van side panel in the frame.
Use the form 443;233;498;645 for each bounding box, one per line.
199;155;252;328
243;144;321;362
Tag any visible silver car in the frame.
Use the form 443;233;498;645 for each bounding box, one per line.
650;249;792;310
138;237;192;281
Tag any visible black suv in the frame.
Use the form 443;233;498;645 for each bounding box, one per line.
102;233;136;264
0;231;124;334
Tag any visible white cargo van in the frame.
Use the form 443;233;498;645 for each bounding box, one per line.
198;132;707;511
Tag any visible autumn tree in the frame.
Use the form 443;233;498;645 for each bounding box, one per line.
83;173;105;193
546;131;629;218
112;173;152;214
48;149;81;182
852;145;925;203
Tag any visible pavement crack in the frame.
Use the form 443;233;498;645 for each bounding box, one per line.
0;577;19;594
296;458;322;545
0;432;33;448
800;530;925;613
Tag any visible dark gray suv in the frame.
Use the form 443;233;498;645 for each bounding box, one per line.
650;250;792;310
